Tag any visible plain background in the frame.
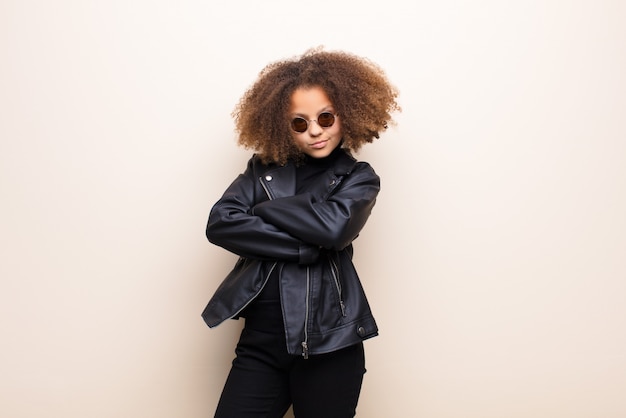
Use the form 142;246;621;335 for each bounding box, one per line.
2;1;625;417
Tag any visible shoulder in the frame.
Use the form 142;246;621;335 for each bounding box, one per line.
244;154;281;175
352;161;380;186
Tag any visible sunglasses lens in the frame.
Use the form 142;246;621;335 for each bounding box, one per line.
291;117;308;133
317;112;335;127
291;113;336;132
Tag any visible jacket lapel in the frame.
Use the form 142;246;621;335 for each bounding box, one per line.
259;163;296;199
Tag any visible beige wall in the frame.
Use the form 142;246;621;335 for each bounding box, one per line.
2;1;625;417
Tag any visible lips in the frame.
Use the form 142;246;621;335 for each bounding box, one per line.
309;139;329;149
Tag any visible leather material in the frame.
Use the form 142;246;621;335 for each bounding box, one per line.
202;149;379;356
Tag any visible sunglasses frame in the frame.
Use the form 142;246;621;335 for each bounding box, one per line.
290;112;337;133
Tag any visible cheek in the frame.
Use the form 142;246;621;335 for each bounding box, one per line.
290;133;306;149
332;119;343;135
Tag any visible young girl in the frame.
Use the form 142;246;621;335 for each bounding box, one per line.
202;47;400;418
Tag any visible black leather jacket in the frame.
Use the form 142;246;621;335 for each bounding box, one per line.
202;149;379;357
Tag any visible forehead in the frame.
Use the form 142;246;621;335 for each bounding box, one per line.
289;86;333;114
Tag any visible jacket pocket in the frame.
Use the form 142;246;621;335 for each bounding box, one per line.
328;255;347;317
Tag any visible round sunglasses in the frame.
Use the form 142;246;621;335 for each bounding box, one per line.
290;112;336;133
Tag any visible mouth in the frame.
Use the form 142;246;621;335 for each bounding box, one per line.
309;139;329;149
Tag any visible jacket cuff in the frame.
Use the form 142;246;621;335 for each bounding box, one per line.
299;243;320;265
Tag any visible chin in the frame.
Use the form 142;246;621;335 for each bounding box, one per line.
309;149;332;158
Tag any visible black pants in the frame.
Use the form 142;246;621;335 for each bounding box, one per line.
214;325;366;417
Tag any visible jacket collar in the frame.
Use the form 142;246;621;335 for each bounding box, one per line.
330;148;358;176
259;149;357;200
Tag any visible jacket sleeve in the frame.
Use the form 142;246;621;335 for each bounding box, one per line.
251;162;380;251
206;158;320;264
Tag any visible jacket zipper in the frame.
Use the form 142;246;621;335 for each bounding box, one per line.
301;266;311;359
259;172;313;359
229;262;277;320
329;256;346;317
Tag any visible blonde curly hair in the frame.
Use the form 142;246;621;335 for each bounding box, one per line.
232;47;401;165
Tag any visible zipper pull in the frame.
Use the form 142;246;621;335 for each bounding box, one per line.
340;300;346;317
301;341;309;359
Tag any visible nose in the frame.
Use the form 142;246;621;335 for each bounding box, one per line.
307;119;324;136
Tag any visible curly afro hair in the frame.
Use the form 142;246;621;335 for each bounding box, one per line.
232;47;401;165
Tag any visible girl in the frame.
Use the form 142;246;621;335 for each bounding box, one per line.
202;47;400;417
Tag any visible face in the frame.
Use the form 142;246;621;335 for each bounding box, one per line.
288;86;342;159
